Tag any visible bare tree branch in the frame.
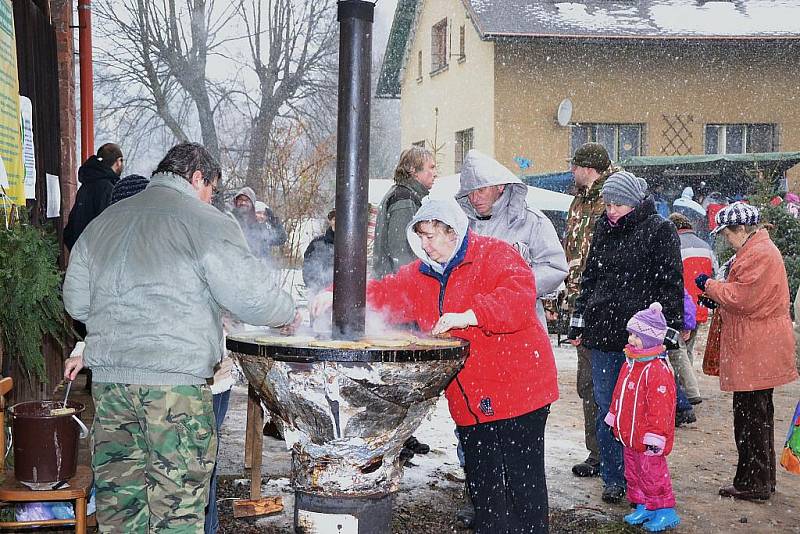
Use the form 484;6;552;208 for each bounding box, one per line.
93;0;339;244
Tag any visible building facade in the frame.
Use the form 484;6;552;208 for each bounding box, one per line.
378;0;800;189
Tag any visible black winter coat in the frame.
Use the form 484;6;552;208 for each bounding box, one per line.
573;197;684;352
302;227;334;294
64;156;120;250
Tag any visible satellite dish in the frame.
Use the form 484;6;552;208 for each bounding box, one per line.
556;98;573;127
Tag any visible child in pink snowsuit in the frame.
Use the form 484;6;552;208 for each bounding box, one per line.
604;302;680;532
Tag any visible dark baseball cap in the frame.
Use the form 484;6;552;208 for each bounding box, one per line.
571;142;611;171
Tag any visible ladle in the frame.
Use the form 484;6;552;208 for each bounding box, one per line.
62;380;72;408
49;380;76;416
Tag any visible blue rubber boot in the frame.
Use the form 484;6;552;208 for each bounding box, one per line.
644;508;681;532
624;504;655;525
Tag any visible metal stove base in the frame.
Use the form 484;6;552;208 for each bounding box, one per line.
294;490;394;534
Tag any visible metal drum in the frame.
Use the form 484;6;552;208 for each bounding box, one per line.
228;333;468;533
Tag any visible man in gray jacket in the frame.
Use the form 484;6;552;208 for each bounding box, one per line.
457;150;568;330
63;142;296;532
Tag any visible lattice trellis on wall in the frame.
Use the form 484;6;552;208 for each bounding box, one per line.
661;114;694;155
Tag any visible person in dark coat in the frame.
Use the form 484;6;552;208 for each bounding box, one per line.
231;187;287;260
303;210;335;298
569;171;684;504
372;146;437;279
64;143;124;250
110;174;149;205
371;146;437;461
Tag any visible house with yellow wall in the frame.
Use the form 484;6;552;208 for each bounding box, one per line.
377;0;800;191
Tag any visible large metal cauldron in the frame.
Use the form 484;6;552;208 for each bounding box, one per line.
228;334;468;533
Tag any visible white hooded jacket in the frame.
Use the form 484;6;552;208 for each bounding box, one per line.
406;196;469;274
456;150;568;329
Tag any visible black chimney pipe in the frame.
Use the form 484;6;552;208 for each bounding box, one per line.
332;0;373;340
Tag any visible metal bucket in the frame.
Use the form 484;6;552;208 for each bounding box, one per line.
8;400;88;483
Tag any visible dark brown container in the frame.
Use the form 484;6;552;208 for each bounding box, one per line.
8;400;86;483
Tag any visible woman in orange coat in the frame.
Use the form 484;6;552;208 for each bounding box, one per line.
695;202;798;501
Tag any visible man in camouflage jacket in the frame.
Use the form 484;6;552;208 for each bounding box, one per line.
562;143;621;478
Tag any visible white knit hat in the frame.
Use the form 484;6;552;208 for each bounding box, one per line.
711;202;760;235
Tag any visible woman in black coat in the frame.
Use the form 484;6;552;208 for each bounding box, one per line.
569;171;684;504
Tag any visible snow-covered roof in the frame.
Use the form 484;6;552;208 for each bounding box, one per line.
376;0;800;98
466;0;800;39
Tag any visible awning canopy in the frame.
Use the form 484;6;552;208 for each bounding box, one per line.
618;151;800;178
523;153;800;199
522;171;574;194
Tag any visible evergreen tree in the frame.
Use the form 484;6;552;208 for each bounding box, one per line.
747;178;800;309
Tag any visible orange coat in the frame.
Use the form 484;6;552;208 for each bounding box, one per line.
705;229;798;392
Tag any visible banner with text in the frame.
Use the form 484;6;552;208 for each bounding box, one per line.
0;0;22;204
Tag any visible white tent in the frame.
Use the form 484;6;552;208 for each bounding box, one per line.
368;179;394;205
369;177;573;211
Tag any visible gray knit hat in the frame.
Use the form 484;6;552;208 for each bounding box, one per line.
602;171;648;206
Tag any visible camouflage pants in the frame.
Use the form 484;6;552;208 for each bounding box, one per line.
91;383;217;533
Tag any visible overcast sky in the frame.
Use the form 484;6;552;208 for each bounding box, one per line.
374;0;400;57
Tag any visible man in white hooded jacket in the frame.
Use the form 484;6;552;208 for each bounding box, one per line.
457;149;568;330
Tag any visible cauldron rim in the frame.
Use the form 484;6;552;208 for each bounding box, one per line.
226;336;468;363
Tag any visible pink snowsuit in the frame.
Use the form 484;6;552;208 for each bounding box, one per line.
605;345;677;510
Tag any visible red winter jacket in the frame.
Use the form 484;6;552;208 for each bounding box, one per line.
367;232;559;427
706;203;724;231
604;346;676;455
678;229;716;324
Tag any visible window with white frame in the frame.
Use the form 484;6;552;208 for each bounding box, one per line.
570;124;643;161
704;124;776;154
431;19;448;72
455;128;474;173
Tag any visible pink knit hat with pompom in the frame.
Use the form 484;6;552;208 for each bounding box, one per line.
626;302;667;349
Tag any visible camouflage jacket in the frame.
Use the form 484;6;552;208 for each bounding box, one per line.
562;165;621;314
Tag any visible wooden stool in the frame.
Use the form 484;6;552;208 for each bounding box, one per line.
0;377;92;533
236;386;285;519
0;465;92;533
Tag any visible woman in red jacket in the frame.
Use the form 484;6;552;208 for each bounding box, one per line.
312;197;559;533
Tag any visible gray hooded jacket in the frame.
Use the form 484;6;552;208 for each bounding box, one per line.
457;150;568;328
64;172;296;386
